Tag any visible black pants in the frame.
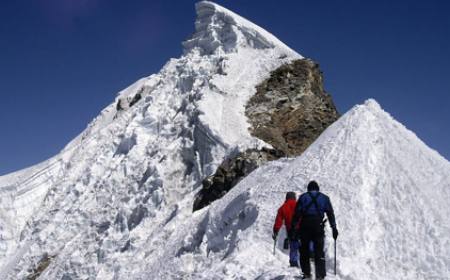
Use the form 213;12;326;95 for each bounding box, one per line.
299;216;326;278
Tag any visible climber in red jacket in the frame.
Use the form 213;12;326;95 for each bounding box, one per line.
272;191;300;267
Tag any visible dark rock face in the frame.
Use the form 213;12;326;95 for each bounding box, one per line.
245;59;339;156
193;148;282;211
129;93;142;107
26;253;55;280
193;59;339;211
116;90;144;112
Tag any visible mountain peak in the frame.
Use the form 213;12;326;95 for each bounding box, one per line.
363;98;382;111
182;1;300;57
309;98;449;168
339;98;390;127
348;98;384;118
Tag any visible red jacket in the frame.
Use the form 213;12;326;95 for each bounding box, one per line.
273;198;297;233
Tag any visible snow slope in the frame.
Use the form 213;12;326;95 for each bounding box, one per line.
134;99;450;280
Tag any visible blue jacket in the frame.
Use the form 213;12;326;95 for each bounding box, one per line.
294;191;336;228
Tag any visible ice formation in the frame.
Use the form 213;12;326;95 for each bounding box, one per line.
0;2;449;280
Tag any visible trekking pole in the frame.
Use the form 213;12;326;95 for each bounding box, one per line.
273;236;277;255
334;238;337;275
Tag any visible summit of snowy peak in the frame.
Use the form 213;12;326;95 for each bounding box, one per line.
183;1;301;57
306;98;450;168
346;98;383;116
362;98;382;110
351;98;388;121
338;98;388;124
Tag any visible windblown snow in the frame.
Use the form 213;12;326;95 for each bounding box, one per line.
1;1;449;280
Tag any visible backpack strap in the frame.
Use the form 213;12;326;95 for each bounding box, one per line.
302;192;321;216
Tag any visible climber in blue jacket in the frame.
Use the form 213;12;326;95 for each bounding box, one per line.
291;181;338;280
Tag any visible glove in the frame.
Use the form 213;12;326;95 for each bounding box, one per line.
272;231;278;241
283;238;289;250
332;227;338;240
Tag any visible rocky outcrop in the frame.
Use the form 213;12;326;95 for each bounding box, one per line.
193;59;339;211
245;59;339;156
26;253;55;280
193;148;283;211
116;90;143;112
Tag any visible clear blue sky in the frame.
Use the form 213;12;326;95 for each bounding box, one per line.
0;0;449;175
